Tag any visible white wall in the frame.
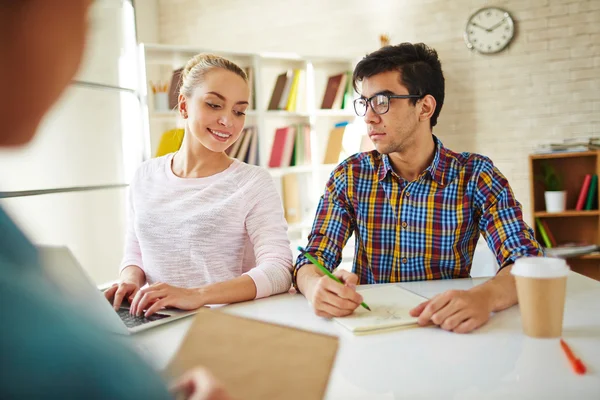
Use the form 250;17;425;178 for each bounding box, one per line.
0;0;141;284
155;0;600;226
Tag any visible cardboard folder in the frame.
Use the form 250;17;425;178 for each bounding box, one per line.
165;308;339;400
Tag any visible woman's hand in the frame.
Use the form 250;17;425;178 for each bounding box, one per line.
104;281;141;311
130;282;205;317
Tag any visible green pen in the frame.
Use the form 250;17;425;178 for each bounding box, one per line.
297;246;371;311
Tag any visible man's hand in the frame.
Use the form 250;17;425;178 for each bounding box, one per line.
170;367;231;400
130;282;205;317
307;269;363;318
409;289;493;334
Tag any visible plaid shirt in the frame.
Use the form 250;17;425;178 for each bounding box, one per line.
294;136;543;285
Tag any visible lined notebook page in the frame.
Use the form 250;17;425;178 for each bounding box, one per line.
334;285;427;334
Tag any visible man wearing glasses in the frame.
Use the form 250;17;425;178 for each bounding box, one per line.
294;43;543;334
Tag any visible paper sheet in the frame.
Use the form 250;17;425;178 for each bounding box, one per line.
334;285;427;333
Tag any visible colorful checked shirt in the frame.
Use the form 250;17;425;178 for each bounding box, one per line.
294;136;543;285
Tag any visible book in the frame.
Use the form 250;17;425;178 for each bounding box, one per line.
540;219;557;248
268;126;295;168
575;174;592;211
320;73;344;109
333;285;426;334
234;127;254;162
535;218;553;248
168;67;183;110
268;72;290;110
585;174;598;210
545;243;599;258
281;173;301;224
285;69;302;112
277;70;294;110
244;66;255;109
323;125;347;164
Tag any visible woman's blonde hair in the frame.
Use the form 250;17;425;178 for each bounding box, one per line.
179;53;248;98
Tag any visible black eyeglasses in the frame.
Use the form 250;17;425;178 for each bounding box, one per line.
353;93;423;116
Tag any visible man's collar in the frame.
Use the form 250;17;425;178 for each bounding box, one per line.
377;135;449;186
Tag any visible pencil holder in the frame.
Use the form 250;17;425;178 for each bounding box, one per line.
154;92;169;112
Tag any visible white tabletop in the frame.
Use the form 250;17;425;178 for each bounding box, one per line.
134;273;600;399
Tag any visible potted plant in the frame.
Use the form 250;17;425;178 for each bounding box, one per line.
538;162;566;212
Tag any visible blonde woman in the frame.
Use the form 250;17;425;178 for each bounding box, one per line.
105;54;293;316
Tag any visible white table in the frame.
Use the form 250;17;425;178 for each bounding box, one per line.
134;273;600;399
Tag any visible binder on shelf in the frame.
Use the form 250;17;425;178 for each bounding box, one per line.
584;174;598;210
575;174;592;211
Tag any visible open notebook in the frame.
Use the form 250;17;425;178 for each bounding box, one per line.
334;285;427;334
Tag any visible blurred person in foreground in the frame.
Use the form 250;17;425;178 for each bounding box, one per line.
0;1;230;399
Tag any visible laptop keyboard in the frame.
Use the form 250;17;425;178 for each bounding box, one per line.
117;308;169;328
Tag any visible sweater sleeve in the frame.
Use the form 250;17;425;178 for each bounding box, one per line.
243;169;293;298
119;171;144;274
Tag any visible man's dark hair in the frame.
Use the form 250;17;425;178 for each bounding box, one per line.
353;42;445;127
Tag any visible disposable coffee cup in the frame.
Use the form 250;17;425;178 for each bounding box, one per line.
511;257;569;338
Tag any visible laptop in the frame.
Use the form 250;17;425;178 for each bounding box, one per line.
37;246;197;335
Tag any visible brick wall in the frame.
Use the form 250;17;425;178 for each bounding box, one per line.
156;0;600;225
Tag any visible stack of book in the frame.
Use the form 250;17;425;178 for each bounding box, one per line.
267;124;311;168
534;137;600;154
267;70;305;112
535;217;598;258
320;72;354;110
226;127;259;166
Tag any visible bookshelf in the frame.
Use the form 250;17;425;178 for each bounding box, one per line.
138;43;361;253
529;150;600;280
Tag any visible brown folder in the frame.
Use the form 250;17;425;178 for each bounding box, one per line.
165;308;339;400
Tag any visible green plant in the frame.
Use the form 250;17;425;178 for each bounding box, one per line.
537;162;563;192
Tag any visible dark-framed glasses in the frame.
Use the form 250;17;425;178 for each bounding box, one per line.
353;93;423;116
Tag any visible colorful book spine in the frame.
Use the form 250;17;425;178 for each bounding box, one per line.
535;218;553;248
575;174;592;210
585;174;598;210
541;219;557;247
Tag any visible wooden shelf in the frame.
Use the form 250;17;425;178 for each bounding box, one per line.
534;210;600;218
529;150;598;160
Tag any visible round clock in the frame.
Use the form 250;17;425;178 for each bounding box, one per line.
464;7;515;54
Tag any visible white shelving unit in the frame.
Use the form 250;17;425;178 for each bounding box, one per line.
138;43;361;247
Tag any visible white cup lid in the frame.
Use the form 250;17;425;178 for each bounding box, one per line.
511;256;570;278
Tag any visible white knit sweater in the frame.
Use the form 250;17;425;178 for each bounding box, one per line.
120;153;293;298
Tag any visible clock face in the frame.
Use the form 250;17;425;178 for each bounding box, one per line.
464;7;515;54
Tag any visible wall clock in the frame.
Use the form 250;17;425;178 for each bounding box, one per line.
464;7;515;54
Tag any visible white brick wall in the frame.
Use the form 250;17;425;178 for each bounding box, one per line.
156;0;600;226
